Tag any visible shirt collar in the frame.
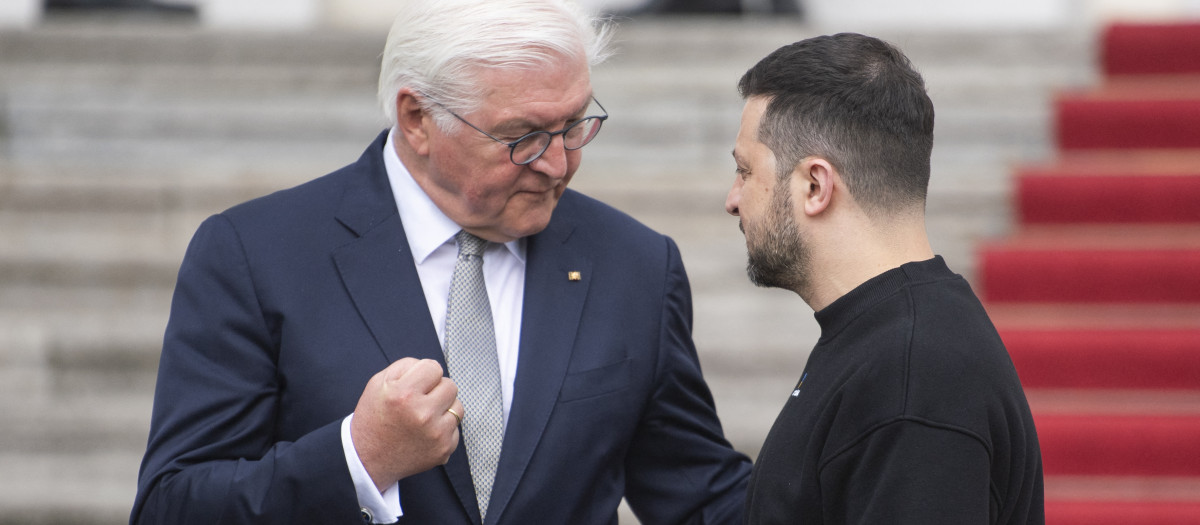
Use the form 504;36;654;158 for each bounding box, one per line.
382;127;525;264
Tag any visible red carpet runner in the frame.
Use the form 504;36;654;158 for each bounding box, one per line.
978;21;1200;524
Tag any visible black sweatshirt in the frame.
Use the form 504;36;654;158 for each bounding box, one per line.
745;256;1044;524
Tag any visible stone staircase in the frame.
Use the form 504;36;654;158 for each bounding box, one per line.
0;14;1092;523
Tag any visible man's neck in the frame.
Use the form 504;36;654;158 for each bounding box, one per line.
803;219;933;312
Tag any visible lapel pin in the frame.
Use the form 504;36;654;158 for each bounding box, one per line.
568;271;582;281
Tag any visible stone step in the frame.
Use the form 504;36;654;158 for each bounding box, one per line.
0;303;167;378
0;379;153;453
0;451;142;525
1;21;1090;171
1;17;1089;69
0;21;382;67
4;90;380;147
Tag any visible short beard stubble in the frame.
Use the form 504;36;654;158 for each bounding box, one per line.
743;178;811;297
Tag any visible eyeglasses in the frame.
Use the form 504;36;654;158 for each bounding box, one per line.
426;96;608;165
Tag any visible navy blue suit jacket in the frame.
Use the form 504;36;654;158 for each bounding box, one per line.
131;132;751;524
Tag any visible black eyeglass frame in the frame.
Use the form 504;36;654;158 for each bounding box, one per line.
425;96;608;166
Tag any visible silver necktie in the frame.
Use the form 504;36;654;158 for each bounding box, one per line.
444;230;504;519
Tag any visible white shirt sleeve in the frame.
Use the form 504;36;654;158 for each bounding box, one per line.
341;414;403;523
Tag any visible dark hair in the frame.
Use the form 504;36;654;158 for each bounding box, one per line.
738;33;934;214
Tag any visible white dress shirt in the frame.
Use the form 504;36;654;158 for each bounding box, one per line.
341;128;526;522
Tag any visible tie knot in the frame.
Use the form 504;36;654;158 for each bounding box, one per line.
455;230;488;258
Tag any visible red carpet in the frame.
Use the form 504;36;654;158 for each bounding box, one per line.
1104;22;1200;75
979;20;1200;524
1003;329;1200;389
979;226;1200;303
1035;414;1200;476
1049;501;1200;525
1056;80;1200;150
1017;151;1200;223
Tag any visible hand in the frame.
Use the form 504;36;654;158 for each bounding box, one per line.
350;358;463;492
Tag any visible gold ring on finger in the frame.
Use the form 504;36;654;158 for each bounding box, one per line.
446;407;463;426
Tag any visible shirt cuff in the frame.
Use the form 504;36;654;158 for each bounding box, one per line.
342;414;403;523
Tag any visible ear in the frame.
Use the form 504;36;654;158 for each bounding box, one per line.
395;88;433;156
795;157;836;217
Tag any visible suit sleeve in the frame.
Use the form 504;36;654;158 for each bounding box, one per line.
818;418;993;524
622;237;752;525
130;215;362;524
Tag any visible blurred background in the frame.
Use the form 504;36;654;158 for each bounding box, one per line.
2;0;1199;523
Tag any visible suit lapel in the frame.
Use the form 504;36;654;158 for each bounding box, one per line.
333;212;450;364
331;133;443;366
485;209;591;524
330;133;480;520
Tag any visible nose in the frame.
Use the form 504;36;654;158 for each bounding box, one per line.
725;175;742;216
528;134;569;180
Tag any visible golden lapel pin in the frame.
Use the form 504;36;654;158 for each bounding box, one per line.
568;271;582;281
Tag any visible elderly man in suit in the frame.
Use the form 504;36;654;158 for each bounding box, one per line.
130;1;750;524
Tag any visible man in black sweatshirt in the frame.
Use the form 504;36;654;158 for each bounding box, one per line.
724;33;1044;524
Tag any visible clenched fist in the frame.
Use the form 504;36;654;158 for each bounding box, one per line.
350;358;464;492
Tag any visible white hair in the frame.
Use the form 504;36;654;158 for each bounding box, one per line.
377;0;614;130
